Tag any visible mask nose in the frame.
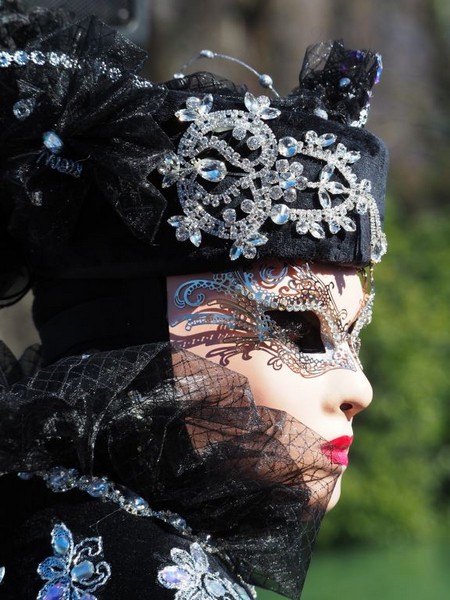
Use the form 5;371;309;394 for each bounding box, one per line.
338;365;373;420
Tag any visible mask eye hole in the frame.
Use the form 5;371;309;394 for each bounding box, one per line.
265;310;325;353
348;320;356;334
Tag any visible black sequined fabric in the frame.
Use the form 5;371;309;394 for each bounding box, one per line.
0;342;340;598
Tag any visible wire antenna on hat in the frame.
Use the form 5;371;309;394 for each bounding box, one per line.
173;49;280;98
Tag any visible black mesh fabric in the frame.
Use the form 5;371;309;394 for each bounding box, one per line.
0;342;340;598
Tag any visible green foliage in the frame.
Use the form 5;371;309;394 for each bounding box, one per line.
318;202;450;548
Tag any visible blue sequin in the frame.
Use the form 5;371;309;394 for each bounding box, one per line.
0;51;11;67
13;50;29;66
374;54;383;84
37;523;111;600
43;131;64;154
339;77;351;88
86;479;111;498
41;582;65;600
47;467;77;491
53;527;71;555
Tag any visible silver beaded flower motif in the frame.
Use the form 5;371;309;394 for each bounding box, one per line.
37;522;111;600
158;542;251;600
160;92;386;262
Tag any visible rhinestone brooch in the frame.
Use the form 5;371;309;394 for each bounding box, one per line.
161;92;387;262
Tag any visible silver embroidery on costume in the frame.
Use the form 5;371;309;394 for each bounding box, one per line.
21;466;191;535
37;522;111;600
158;542;252;600
172;263;374;377
18;469;256;598
160;92;386;262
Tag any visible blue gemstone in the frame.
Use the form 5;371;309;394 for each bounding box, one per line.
234;584;251;600
278;136;298;157
43;582;66;600
48;468;72;490
53;531;71;555
127;492;148;511
229;244;243;261
195;158;227;182
86;480;110;498
280;174;297;190
160;566;191;587
204;576;227;597
189;230;202;247
319;133;337;148
374;54;383;84
168;216;182;228
339;77;351;88
270;204;289;225
14;51;29;66
170;516;187;529
43;131;63;154
248;233;268;246
0;52;11;67
71;559;94;582
132;496;149;511
350;50;364;61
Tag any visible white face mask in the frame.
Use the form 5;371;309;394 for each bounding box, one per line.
170;261;374;378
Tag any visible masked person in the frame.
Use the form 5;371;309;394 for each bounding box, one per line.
0;3;388;598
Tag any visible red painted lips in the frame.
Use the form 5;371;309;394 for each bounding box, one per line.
321;436;353;466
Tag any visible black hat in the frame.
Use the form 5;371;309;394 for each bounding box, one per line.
0;15;388;300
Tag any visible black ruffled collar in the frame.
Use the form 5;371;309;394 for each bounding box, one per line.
0;342;340;598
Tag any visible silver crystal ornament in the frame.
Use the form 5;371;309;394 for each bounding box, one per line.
194;158;227;182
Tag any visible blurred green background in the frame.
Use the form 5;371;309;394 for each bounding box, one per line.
1;0;449;598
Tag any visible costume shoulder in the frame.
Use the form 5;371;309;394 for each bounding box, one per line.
0;476;252;599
